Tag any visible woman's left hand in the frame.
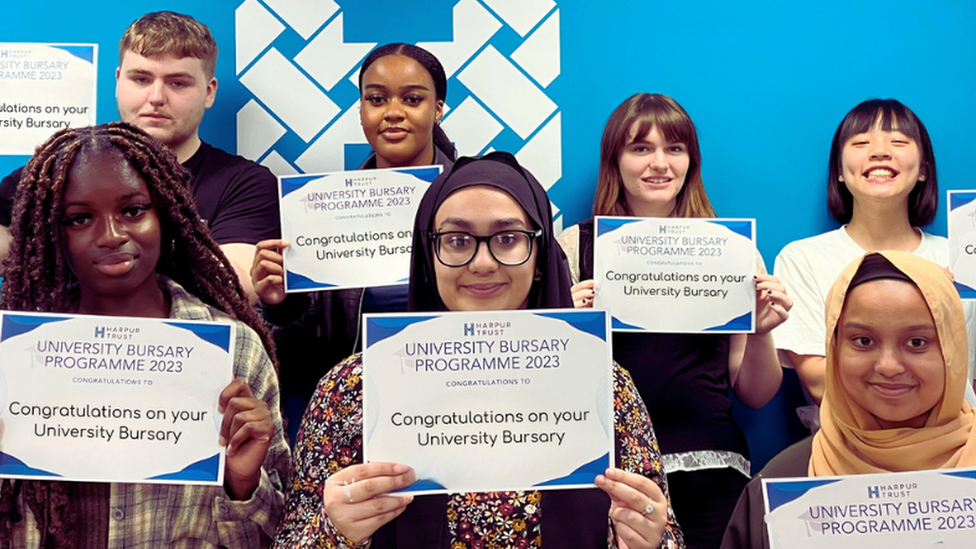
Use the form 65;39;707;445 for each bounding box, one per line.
219;378;274;500
754;273;792;335
596;467;667;549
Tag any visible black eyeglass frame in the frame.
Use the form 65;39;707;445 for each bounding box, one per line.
428;229;542;267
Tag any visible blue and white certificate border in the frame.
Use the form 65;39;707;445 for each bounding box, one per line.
362;309;614;494
0;312;233;485
595;217;756;333
948;191;976;299
279;165;441;292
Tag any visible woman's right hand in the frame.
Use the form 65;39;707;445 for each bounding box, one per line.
250;239;288;305
324;462;416;545
571;279;596;308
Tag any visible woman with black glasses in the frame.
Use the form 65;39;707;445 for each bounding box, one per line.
273;153;685;549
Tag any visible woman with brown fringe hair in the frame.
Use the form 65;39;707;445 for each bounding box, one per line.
0;122;289;548
558;93;792;548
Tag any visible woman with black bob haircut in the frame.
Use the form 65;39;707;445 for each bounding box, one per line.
274;152;684;549
775;98;976;416
252;43;457;431
0;122;289;548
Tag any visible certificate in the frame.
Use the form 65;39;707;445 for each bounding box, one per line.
947;191;976;298
279;166;441;292
0;312;233;485
0;43;98;155
593;216;756;332
763;468;976;549
362;309;614;494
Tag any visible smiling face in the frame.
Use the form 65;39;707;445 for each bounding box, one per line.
837;278;945;429
115;50;217;162
617;122;690;217
62;149;163;314
840;117;923;208
433;185;537;312
360;54;443;169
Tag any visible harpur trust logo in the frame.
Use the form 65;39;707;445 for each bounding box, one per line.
1;49;29;59
93;325;141;341
463;320;512;337
345;174;375;187
658;223;692;236
234;0;566;232
867;482;918;499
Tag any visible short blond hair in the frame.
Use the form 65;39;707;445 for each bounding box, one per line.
118;11;218;79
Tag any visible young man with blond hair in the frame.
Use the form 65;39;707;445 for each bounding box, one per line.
0;11;278;302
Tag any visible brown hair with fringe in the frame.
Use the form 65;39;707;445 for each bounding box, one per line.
0;122;277;548
118;11;218;79
593;93;715;219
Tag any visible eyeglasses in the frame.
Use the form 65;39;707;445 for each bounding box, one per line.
429;229;542;267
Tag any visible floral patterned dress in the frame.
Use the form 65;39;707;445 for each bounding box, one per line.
273;354;684;549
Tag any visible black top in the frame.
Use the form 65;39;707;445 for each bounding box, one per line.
578;220;749;457
0;141;280;245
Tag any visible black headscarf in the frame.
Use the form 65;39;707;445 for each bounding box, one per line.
407;152;574;312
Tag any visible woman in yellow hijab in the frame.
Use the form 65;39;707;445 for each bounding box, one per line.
722;250;976;548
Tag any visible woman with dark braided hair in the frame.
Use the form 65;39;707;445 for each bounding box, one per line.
0;122;290;548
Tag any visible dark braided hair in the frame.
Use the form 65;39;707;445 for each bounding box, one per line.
0;122;279;548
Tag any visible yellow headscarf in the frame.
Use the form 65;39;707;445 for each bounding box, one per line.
810;250;976;475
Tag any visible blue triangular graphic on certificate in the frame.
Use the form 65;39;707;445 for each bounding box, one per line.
287;270;334;290
51;45;95;64
280;174;324;198
163;322;232;352
399;478;446;492
535;453;610;487
612;317;643;331
365;316;436;347
955;281;976;299
705;311;752;332
0;452;61;477
148;453;221;482
765;479;840;512
392;166;441;182
950;192;976;211
706;220;753;239
1;314;71;341
536;311;607;341
943;469;976;480
596;217;641;237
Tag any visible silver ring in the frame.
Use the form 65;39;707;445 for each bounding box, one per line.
642;501;654;516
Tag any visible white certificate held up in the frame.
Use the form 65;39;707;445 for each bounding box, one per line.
593;216;756;333
0;43;97;155
947;190;976;299
363;309;614;495
0;312;233;485
764;468;976;549
279;166;441;292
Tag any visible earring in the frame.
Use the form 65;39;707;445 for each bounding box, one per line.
919;175;926;181
838;176;844;182
534;269;542;281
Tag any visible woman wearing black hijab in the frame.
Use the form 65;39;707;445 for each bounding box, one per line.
274;153;685;549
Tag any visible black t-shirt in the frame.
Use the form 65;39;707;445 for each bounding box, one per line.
0;141;280;244
578;220;748;457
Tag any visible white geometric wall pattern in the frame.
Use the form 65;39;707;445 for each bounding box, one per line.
235;0;563;230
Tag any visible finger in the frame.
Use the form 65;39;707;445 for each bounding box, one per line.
225;406;273;456
346;495;413;526
330;462;414;484
612;508;655;549
219;381;255;445
596;468;664;509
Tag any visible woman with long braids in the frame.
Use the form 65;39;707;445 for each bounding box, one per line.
0;122;290;548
